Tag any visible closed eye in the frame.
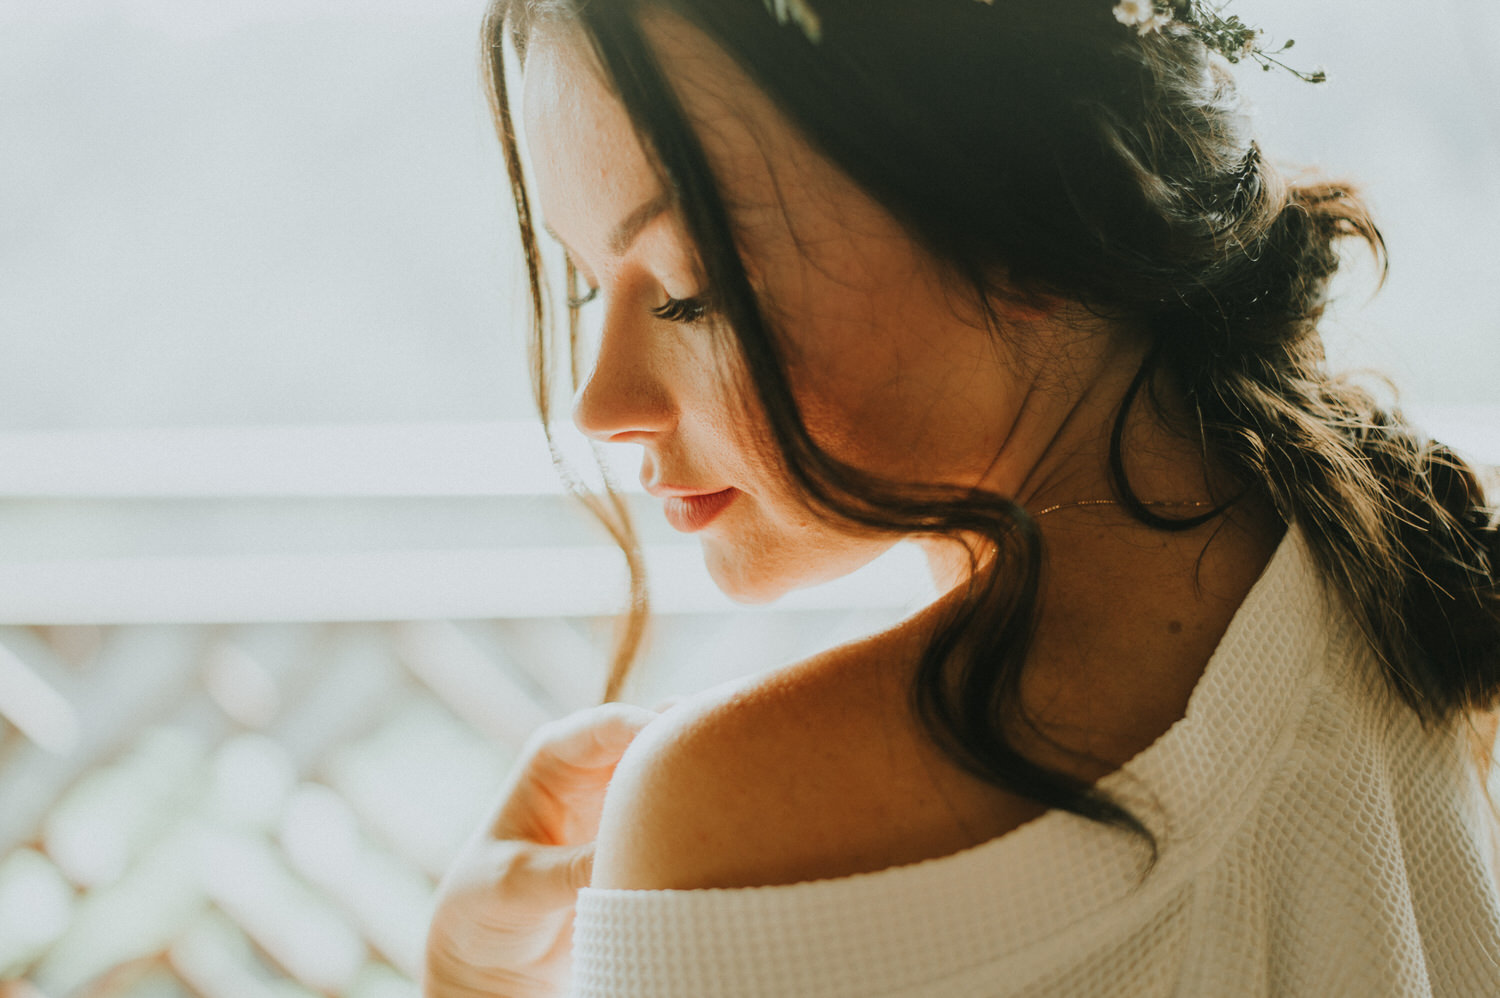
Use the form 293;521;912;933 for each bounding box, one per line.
566;285;715;326
650;294;715;324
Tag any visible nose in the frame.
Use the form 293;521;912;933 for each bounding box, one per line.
569;308;676;444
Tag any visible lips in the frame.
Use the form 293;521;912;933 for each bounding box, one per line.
660;488;738;533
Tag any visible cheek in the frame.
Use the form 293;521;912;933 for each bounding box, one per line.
697;347;905;601
715;316;904;504
707;346;789;477
785;345;919;484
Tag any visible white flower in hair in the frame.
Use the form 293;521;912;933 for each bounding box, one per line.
764;0;1320;82
764;0;822;43
1113;0;1172;35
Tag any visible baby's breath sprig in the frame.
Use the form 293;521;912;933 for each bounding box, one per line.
763;0;822;44
762;0;1326;84
1120;1;1327;83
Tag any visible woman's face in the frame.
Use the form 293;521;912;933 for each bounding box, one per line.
519;14;1048;603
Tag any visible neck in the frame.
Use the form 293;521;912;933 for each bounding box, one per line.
916;320;1229;593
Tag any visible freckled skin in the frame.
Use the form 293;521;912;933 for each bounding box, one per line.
521;12;1286;890
521;16;1198;603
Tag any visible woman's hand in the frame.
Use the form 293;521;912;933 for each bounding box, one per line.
423;702;663;998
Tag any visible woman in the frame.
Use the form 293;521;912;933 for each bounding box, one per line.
426;1;1500;995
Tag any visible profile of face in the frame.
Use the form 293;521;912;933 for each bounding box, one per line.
519;13;1079;604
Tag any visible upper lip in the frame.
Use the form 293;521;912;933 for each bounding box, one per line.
643;481;733;499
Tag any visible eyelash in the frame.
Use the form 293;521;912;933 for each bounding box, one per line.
565;285;714;325
650;294;714;324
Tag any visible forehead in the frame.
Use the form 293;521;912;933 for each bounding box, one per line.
519;27;664;243
519;16;811;236
517;11;882;292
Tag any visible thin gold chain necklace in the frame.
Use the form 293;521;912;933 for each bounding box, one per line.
1033;498;1218;518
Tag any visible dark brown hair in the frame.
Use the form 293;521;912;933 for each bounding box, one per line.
483;0;1500;849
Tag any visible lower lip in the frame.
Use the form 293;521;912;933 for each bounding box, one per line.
662;489;738;533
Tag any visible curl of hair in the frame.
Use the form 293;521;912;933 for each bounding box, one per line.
483;0;1500;860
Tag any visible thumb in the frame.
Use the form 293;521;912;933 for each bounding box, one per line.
492;841;595;912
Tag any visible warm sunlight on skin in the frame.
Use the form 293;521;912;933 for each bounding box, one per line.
504;2;1297;908
519;12;1201;603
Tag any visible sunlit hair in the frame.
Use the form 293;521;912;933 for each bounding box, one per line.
482;0;1500;858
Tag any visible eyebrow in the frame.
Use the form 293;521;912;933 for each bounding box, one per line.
541;189;677;261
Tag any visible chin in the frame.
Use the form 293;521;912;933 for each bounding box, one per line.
700;532;898;606
701;543;796;605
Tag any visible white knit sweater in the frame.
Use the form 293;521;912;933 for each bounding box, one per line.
571;525;1500;997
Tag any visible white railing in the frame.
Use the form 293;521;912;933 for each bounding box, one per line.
0;420;936;623
0;407;1491;624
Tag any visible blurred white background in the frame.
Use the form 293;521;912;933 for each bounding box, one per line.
1;0;528;430
0;0;1496;433
0;2;1494;996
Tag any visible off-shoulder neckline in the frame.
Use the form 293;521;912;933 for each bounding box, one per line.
580;520;1323;903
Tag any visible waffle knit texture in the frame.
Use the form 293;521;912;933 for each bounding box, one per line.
571;524;1500;996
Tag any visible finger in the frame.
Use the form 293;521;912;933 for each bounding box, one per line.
489;841;595;912
489;704;661;841
561;841;594;892
534;702;660;770
651;696;684;712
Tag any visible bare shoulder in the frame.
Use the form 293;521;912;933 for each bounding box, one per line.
588;601;1038;891
588;671;809;891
